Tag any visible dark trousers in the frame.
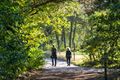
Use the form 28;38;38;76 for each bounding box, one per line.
66;57;71;66
51;57;57;66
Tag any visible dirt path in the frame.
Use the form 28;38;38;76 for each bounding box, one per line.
43;58;104;73
18;58;108;80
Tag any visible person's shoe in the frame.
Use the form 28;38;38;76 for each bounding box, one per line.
68;64;70;66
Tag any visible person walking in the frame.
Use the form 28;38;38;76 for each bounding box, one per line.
51;45;57;66
66;47;72;66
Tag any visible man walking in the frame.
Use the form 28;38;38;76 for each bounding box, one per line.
51;45;57;66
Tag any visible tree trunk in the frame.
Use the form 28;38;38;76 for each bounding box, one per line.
72;22;76;60
62;26;66;48
104;61;107;80
72;22;76;50
104;54;108;80
69;22;73;48
55;32;60;50
89;53;93;61
92;54;96;61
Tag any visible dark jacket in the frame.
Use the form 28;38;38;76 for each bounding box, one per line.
51;47;57;58
66;50;71;58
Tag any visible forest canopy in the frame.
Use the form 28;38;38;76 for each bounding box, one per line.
0;0;120;79
0;0;81;79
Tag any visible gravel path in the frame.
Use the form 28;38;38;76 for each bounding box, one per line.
43;58;104;73
18;58;120;80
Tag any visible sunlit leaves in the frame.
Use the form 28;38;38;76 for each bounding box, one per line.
82;2;120;67
0;0;44;79
25;1;82;37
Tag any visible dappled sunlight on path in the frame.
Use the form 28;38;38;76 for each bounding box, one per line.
44;58;77;68
43;58;80;72
17;58;120;80
43;58;104;73
21;58;103;80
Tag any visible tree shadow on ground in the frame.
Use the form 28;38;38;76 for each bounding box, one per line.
17;68;101;80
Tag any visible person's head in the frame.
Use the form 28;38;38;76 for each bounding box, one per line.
67;47;70;51
52;45;55;48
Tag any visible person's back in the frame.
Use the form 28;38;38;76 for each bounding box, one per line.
66;50;71;58
66;47;71;66
51;45;57;66
51;47;57;58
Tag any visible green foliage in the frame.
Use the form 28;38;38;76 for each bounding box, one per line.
1;0;120;79
0;0;81;79
82;2;120;67
26;49;44;69
0;0;45;79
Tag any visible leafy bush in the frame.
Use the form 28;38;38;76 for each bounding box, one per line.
0;1;45;80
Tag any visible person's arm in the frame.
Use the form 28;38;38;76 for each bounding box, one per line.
66;51;67;58
55;48;57;53
51;48;53;55
70;51;72;58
